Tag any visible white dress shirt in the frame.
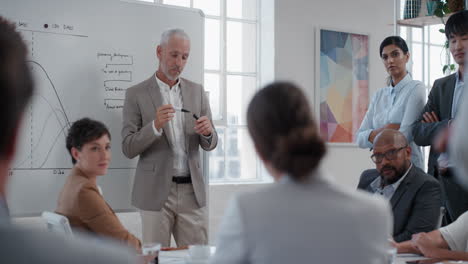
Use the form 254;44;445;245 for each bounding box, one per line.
356;74;425;169
439;71;464;170
451;71;465;119
152;75;189;177
369;163;413;200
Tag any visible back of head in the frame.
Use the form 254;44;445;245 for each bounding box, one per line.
445;10;468;39
0;17;34;158
247;82;326;181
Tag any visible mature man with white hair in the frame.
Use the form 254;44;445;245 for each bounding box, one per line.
122;28;217;247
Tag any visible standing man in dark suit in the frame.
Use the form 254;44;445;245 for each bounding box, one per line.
122;28;217;247
358;129;441;242
412;10;468;224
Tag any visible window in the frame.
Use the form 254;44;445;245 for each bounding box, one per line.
400;26;450;88
398;1;453;89
398;1;454;170
139;0;274;183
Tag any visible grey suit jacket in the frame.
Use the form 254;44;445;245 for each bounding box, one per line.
412;73;457;175
357;166;442;242
211;174;393;264
122;74;217;211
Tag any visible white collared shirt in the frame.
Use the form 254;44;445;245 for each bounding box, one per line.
451;70;465;118
370;163;413;200
438;71;465;170
356;74;425;169
152;75;189;177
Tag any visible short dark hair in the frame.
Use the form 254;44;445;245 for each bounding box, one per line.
0;17;34;158
66;118;111;164
247;82;326;181
445;10;468;39
379;36;409;57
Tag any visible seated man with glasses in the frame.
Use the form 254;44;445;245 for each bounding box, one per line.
357;129;442;242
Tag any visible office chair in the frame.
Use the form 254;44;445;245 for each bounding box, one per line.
41;211;73;237
436;206;446;229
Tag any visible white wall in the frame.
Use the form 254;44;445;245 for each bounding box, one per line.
15;0;397;245
275;0;394;188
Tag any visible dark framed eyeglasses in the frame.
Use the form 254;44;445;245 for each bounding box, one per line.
370;145;408;164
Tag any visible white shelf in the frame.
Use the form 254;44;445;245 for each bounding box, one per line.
397;13;453;27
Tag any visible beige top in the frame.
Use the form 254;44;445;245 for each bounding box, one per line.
56;167;141;252
440;211;468;252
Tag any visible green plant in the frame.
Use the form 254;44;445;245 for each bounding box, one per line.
439;28;457;73
433;0;456;74
433;0;451;18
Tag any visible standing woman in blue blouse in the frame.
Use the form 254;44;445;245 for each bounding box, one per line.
356;36;425;169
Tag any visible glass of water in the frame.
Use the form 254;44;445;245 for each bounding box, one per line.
142;243;161;264
385;247;397;264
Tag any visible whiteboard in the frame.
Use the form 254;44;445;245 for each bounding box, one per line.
1;0;204;216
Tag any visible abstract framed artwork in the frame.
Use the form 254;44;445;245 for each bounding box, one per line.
316;28;369;145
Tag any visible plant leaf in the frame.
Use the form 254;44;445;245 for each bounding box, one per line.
434;9;444;17
439;29;445;33
443;5;451;14
443;65;449;74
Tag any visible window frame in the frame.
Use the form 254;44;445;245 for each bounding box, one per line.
152;0;270;184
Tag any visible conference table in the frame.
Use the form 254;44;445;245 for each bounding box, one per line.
394;254;468;264
395;253;429;264
159;249;189;264
159;251;467;264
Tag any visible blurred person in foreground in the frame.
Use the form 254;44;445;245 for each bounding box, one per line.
211;81;393;264
0;16;136;264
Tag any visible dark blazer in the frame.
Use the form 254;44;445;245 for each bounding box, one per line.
357;166;442;242
412;73;457;175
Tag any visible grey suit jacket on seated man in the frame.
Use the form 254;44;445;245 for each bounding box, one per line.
358;166;442;242
122;75;217;211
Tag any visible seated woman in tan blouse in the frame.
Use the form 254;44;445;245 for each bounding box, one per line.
56;118;141;252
